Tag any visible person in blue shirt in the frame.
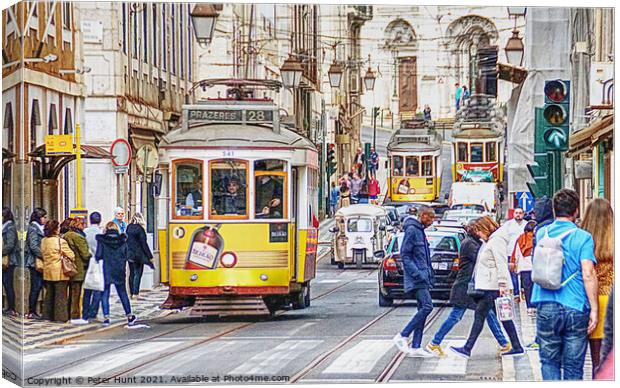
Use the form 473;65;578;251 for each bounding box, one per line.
455;83;462;110
329;182;340;217
369;148;379;178
531;189;599;381
112;207;127;234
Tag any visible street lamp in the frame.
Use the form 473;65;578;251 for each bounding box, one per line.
507;7;527;18
505;29;525;66
190;4;219;46
328;61;343;88
363;55;376;91
280;54;303;88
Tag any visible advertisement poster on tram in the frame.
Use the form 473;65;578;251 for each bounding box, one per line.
2;2;614;387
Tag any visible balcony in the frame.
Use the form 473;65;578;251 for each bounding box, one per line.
348;5;373;24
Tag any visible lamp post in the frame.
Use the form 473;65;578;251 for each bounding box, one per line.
363;55;376;91
328;61;343;88
190;4;220;46
505;29;525;66
280;54;303;89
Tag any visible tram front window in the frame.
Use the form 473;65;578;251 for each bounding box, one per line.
392;156;404;176
421;156;433;176
406;156;419;176
457;143;468;162
210;159;248;218
485;142;497;162
174;160;203;218
471;143;483;163
348;218;372;232
255;159;286;219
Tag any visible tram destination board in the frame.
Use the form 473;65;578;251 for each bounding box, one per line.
187;108;274;124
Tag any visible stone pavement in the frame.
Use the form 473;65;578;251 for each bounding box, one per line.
1;286;170;350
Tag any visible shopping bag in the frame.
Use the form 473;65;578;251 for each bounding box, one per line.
495;295;515;321
83;257;104;291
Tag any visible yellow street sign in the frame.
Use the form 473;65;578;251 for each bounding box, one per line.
45;134;74;155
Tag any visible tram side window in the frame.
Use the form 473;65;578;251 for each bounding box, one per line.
406;156;419;176
457;143;468;162
485;142;497;162
210;159;248;218
392;156;404;176
471;143;483;163
421;155;433;176
255;159;286;219
174;161;203;218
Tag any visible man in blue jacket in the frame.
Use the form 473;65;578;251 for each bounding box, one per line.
393;205;436;357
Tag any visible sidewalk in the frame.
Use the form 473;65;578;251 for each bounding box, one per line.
2;286;170;350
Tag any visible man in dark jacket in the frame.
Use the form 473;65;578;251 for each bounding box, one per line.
392;205;436;357
24;208;47;320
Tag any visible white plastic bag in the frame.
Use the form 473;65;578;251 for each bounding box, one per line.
495;295;515;321
83;257;104;291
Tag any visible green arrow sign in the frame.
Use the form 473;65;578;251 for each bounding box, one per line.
544;127;568;151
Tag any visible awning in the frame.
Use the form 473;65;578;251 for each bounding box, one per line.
568;114;614;156
29;144;112;179
80;145;112;159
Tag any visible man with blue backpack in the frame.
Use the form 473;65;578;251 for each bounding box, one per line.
531;189;599;380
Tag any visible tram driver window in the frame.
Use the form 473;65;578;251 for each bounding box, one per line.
406;156;419;176
421;156;433;176
174;161;203;218
471;143;483;163
457;143;468;162
392;156;404;176
210;159;248;218
485;142;497;162
255;159;286;219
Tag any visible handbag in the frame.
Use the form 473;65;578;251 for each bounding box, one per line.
467;278;484;299
59;237;78;278
83;256;104;291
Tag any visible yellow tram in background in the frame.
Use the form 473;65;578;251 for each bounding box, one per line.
157;81;319;316
385;119;442;203
450;94;505;183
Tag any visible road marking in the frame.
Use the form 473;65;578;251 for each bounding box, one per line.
137;341;237;375
323;340;393;374
315;279;342;284
502;351;516;381
48;341;181;378
229;340;322;375
420;340;468;376
288;321;320;336
24;345;91;363
355;279;378;283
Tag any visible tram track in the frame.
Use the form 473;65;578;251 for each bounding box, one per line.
375;301;449;383
27;267;377;382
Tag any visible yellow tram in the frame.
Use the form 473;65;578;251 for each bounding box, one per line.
385;119;442;203
450;94;504;183
157;85;319;316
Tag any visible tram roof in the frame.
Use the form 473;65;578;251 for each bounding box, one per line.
452;127;502;139
160;123;316;150
335;204;387;218
387;128;442;152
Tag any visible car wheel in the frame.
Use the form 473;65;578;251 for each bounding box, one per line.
291;288;306;310
303;284;311;307
378;291;394;307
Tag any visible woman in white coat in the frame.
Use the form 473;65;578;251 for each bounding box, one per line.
450;216;525;359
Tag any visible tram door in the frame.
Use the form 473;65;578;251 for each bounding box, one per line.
290;168;298;280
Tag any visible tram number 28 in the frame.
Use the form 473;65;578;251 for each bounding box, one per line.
247;110;273;122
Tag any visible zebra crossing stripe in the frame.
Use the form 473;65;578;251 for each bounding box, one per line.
323;340;394;374
229;340;322;375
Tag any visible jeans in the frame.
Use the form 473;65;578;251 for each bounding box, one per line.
91;282;132;317
432;306;508;347
537;302;590;380
28;267;44;314
82;288;101;320
511;272;520;296
2;265;16;311
520;271;534;309
400;288;433;348
329;203;337;217
464;290;523;352
128;262;144;296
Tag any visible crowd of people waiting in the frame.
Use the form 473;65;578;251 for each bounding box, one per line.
2;206;154;327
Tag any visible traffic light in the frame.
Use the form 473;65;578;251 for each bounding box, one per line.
543;80;570;151
527;108;550;198
327;143;336;176
373;107;380;119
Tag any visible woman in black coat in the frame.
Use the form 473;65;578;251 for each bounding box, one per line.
424;220;509;357
126;213;154;299
88;222;136;326
2;207;21;316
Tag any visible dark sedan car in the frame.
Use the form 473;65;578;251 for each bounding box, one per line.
378;230;463;307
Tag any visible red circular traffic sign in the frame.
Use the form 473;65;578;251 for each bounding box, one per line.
110;139;132;167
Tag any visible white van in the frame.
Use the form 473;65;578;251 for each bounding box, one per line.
447;182;500;221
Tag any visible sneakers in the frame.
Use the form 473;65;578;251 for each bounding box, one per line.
102;317;111;326
449;346;471;360
70;318;90;325
425;343;446;358
127;314;137;326
499;343;511;353
26;312;43;320
525;342;539;351
406;347;435;358
501;348;525;357
392;333;409;352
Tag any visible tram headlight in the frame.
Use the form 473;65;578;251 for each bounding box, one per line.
190;274;198;281
260;274;269;281
220;252;238;268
